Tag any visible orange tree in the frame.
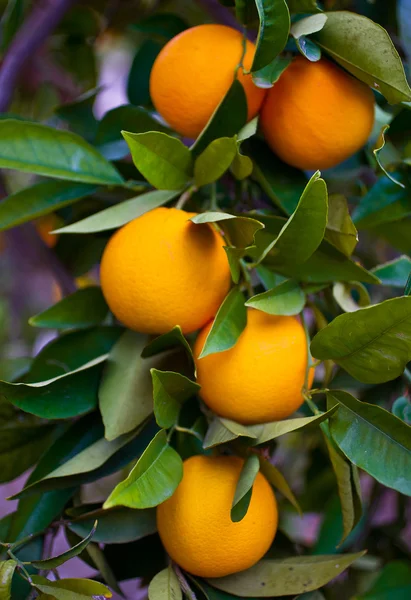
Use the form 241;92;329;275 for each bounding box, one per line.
0;0;411;598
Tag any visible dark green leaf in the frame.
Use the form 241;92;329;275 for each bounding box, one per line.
259;458;300;512
31;576;112;600
142;326;194;366
392;396;411;424
0;0;25;51
352;174;410;229
245;280;305;316
325;194;358;257
29;287;108;329
323;432;362;544
0;560;16;600
371;256;411;287
194;137;237;187
287;0;321;13
249;407;338;445
99;331;160;440
122;131;192;190
69;507;157;544
55;90;99;142
56;189;177;234
0;120;123;185
0;357;31;383
231;454;260;522
313;11;411;104
0;181;96;232
332;281;371;313
197;287;246;358
373;125;405;188
31;523;96;569
148;566;183;600
328;390;411;496
191;80;248;158
131;13;187;39
252;0;291;72
0;357;105;419
127;40;162;106
208;552;364;596
151;369;200;429
252;56;292;88
104;430;183;509
356;560;411;599
203;417;257;449
311;296;411;383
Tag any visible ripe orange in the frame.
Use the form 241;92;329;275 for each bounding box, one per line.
194;308;314;424
36;214;61;248
157;455;278;577
149;24;266;138
100;208;231;335
260;56;375;171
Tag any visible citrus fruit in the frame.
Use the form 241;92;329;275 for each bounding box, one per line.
100;207;231;335
36;214;61;248
260;56;375;171
157;455;278;577
194;308;314;424
149;24;266;138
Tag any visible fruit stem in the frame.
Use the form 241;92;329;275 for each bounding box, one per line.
235;27;248;78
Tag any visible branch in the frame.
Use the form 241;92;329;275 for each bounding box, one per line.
0;0;78;112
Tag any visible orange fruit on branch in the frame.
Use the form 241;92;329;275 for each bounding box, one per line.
100;207;231;335
194;308;314;424
157;454;278;577
260;56;375;171
149;24;266;138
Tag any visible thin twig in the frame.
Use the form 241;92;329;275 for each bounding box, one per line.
0;0;78;112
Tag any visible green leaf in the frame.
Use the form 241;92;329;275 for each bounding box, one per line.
246;280;305;316
252;56;292;89
131;13;187;39
69;506;157;544
249;407;338;445
194;137;238;187
260;171;328;266
151;369;200;429
95;105;169;161
0;181;96;232
311;296;411;383
0;357;105;419
208;552;364;596
373;125;405;188
313;11;411;104
0;0;25;51
0;120;123;185
55;90;99;142
291;14;327;38
352;174;410;229
295;37;322;62
127;40;162;106
357;561;411;600
29;287;108;329
142;326;194;366
0;560;17;600
251;0;291;72
392;396;411;424
371;256;411;287
99;331;160;441
230;144;253;180
325;194;358;257
31;522;96;569
122;131;193;190
32;576;112;600
332;282;371;313
287;0;321;13
148;566;183;600
0;357;31;383
231;454;260;522
191;80;248;158
197;287;246;358
203;417;257;449
259;458;301;513
104;430;183;509
323;432;362;544
327;390;411;496
55;189;178;234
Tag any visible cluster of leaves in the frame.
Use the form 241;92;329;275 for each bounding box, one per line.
0;0;411;599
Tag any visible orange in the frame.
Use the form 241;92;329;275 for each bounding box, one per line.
100;208;231;335
260;56;375;171
194;308;314;424
157;455;278;577
149;24;266;138
36;214;61;248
